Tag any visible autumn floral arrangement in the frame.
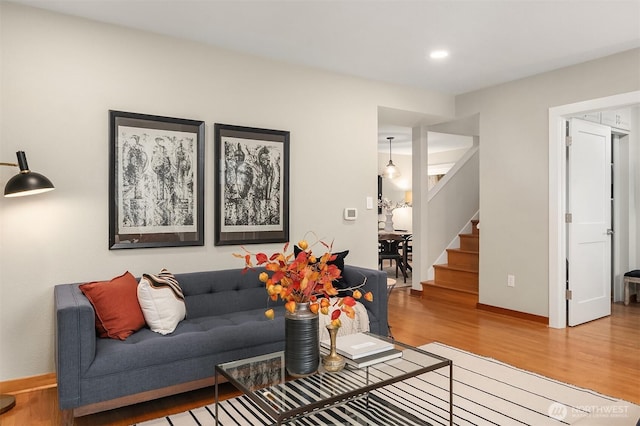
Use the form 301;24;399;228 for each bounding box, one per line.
235;234;373;328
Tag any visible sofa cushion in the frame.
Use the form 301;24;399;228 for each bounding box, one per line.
87;306;287;377
138;269;186;335
177;268;284;319
79;271;145;340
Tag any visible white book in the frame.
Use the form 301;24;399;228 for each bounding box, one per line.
344;348;403;368
321;332;394;359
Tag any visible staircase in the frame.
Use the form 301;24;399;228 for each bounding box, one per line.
422;220;479;303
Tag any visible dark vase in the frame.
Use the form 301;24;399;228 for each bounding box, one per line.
285;302;319;377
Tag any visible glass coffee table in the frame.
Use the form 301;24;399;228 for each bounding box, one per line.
215;334;453;425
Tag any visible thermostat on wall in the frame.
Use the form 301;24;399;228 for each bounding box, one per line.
344;208;358;221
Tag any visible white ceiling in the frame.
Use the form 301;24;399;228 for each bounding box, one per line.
10;0;639;95
379;128;473;156
9;0;640;153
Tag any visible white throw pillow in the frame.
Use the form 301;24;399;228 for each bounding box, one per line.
137;269;186;335
318;298;370;342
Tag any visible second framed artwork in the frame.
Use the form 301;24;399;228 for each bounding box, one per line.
214;124;290;246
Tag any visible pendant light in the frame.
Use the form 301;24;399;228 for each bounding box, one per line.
383;136;400;179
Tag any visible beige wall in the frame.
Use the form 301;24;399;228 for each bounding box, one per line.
0;3;454;380
633;107;640;267
428;147;471;171
456;49;640;317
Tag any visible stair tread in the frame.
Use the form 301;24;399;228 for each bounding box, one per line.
422;280;479;295
428;220;480;300
433;263;478;273
447;248;479;255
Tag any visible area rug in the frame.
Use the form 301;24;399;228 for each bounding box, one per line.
135;342;640;425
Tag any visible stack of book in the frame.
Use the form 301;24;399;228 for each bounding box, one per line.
320;332;402;368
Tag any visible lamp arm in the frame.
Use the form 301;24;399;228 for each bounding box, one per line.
0;162;18;167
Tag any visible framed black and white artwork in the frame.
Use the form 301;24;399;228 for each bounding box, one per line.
109;110;205;249
214;123;289;246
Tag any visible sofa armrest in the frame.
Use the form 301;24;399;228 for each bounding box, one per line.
54;284;97;410
341;265;388;336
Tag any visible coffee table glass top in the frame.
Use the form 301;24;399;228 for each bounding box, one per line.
215;334;451;423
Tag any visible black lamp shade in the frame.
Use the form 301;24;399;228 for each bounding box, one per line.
3;151;55;197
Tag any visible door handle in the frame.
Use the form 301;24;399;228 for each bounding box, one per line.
607;229;614;235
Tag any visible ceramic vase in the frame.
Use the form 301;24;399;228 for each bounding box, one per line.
285;302;319;377
384;210;394;232
322;325;345;372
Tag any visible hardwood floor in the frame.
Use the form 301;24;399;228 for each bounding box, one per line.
2;288;639;425
389;288;640;405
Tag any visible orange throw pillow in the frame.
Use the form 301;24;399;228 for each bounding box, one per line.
80;271;145;340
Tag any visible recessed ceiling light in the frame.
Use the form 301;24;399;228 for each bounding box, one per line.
429;50;449;59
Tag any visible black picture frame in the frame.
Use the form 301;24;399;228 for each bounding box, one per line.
214;123;289;246
378;175;383;214
109;110;205;249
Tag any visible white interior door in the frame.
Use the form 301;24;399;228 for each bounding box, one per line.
567;118;612;326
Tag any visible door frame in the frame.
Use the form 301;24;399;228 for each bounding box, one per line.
548;90;640;329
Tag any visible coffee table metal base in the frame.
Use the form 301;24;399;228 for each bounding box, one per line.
214;336;453;425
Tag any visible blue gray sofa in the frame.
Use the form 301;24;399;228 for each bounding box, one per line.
54;265;387;420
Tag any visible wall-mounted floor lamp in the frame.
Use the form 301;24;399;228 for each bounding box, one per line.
1;151;55;198
0;151;54;414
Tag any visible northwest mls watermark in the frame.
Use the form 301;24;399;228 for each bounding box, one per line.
548;402;631;421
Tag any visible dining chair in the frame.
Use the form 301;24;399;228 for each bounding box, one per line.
378;234;408;282
402;234;413;273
